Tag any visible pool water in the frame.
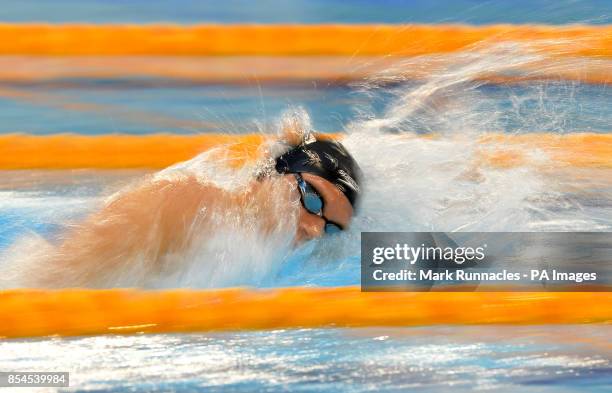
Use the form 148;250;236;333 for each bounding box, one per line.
0;1;611;392
1;326;610;392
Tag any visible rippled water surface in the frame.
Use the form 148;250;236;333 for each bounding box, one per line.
1;326;610;392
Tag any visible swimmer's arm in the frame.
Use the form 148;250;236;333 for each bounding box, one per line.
39;176;228;286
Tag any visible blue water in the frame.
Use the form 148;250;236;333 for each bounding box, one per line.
0;0;610;25
0;83;609;135
0;85;357;135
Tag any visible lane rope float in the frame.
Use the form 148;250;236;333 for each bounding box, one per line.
1;133;611;169
0;287;610;339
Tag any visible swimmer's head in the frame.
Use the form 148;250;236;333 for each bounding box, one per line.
274;137;362;243
275;138;362;207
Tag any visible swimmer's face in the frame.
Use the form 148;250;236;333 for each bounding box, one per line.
290;173;354;244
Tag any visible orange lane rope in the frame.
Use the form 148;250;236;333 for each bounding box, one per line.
0;133;611;170
0;287;609;339
0;133;266;169
0;24;609;57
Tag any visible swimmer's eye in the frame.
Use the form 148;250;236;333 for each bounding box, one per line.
295;173;344;233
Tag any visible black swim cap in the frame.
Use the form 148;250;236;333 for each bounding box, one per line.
275;139;362;207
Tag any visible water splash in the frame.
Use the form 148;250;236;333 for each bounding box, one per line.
278;42;612;286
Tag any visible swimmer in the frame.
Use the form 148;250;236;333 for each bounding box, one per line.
7;116;362;288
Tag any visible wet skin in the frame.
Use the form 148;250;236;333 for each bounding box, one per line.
287;173;354;244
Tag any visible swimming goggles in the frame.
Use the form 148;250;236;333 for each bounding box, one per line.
294;173;343;234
